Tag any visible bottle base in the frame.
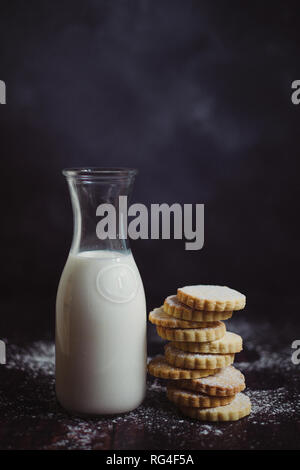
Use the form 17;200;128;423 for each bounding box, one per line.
56;391;146;417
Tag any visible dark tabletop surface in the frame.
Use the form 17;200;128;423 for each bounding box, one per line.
0;298;300;451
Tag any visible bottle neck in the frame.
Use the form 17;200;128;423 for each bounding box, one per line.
64;169;136;255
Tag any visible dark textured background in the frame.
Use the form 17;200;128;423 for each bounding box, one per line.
1;0;300;341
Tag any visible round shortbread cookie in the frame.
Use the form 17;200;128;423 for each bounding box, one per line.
171;366;245;396
149;306;213;329
177;285;246;312
156;321;225;343
171;332;243;354
164;295;233;322
165;343;234;370
179;393;251;421
147;356;218;380
166;385;235;408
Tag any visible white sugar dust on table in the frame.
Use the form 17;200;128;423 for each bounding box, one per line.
1;324;299;449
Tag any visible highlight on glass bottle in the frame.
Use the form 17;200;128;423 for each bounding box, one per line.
55;168;147;416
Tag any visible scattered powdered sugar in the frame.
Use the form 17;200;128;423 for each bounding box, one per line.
0;324;299;450
166;343;230;360
247;388;300;422
5;342;55;377
178;366;245;389
178;285;245;302
238;347;294;373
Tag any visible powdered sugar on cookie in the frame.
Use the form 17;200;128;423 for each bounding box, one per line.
177;285;246;311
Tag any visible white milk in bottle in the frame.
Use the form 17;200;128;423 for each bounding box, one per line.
56;168;147;415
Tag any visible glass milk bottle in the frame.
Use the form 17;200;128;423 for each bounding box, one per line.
56;168;147;415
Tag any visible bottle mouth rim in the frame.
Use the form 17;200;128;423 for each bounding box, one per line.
62;167;138;180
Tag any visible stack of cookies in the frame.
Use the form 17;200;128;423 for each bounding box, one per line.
148;285;251;422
